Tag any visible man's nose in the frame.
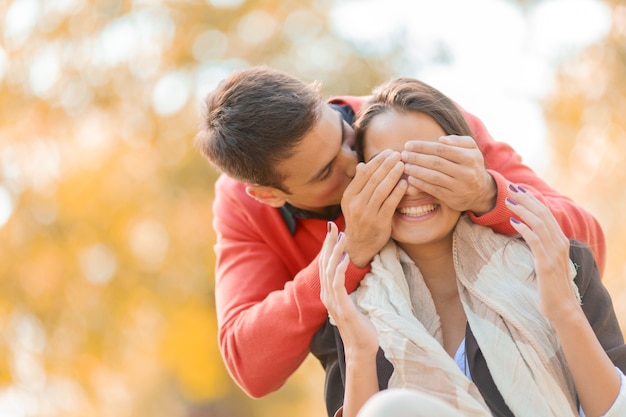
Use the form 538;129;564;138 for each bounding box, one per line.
342;148;358;177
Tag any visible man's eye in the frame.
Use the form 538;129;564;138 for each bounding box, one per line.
319;167;333;181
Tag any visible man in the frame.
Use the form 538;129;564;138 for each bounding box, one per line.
194;66;605;406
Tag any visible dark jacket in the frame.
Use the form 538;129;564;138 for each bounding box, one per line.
310;241;626;417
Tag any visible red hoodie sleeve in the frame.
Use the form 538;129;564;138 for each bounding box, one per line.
213;175;369;397
460;107;606;275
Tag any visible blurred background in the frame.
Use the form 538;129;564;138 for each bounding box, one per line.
0;0;624;416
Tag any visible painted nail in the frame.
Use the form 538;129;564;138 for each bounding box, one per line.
510;217;521;224
328;221;332;233
337;232;343;242
340;252;347;262
505;197;517;205
508;184;518;193
518;185;527;193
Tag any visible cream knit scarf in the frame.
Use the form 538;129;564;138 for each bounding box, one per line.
350;216;580;416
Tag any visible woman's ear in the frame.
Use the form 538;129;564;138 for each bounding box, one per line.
245;185;287;208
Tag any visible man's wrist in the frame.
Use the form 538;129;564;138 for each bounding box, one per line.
471;173;497;216
345;240;373;268
348;254;372;269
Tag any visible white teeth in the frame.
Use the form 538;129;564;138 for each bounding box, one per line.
398;204;437;217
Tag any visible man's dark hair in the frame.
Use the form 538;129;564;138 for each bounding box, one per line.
194;66;323;190
354;78;472;161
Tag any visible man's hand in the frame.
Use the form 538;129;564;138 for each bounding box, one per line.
402;135;496;215
341;150;407;268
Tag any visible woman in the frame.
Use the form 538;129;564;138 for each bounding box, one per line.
319;78;626;417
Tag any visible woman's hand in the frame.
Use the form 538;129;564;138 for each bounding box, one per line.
319;222;379;360
506;186;623;417
504;185;580;322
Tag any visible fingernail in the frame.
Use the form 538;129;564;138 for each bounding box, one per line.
337;232;343;242
340;253;347;262
328;222;332;233
505;197;517;205
510;217;521;224
518;185;527;193
508;184;518;193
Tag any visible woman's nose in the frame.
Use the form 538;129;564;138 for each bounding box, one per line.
402;173;423;195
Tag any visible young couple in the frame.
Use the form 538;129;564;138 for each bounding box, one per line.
194;66;619;416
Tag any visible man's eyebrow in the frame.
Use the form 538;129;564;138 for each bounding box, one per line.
306;111;343;184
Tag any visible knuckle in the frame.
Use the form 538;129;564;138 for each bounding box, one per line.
536;204;550;216
429;157;444;170
434;144;448;157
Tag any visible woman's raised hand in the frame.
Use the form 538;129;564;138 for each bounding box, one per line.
505;185;580;322
319;222;379;359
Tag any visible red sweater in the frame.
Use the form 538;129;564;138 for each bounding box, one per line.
212;97;606;398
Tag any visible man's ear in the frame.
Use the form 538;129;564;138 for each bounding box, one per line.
245;185;287;208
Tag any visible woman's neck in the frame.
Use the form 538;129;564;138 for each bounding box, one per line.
399;236;466;356
399;237;457;298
